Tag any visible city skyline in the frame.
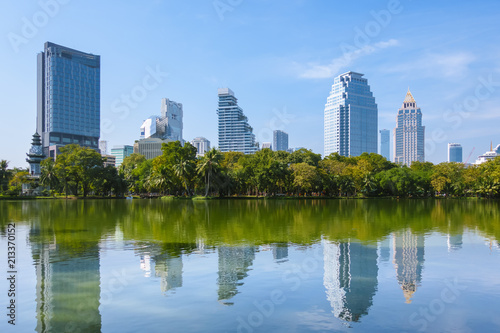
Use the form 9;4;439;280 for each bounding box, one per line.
1;1;499;167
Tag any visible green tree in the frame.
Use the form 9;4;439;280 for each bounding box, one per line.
0;160;11;193
197;148;223;196
40;158;59;194
290;163;320;195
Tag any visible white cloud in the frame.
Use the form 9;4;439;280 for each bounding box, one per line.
385;52;476;79
298;39;399;79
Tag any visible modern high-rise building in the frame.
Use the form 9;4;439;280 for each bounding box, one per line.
448;143;463;163
217;88;258;154
37;42;100;157
393;89;425;165
161;98;183;142
273;130;289;151
110;145;133;168
324;72;378;157
140;98;184;143
191;137;211;157
380;129;390;160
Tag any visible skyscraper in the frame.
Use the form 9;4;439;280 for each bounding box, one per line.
191;137;211;157
380;129;390;160
448;143;463;163
273;130;289;151
393;89;425;165
324;72;378;157
37;42;100;157
217;88;258;154
139;98;183;142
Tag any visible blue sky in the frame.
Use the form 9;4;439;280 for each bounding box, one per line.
1;0;499;167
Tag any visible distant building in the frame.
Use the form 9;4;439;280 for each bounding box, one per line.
102;155;116;168
393;88;425;165
140;98;183;143
110;145;133;168
217;88;258;154
448;143;463;163
324;71;378;157
136;138;173;160
191;137;210;157
37;42;100;157
261;142;272;150
474;144;500;165
99;140;108;155
273;130;289;151
380;129;390;160
23;132;46;195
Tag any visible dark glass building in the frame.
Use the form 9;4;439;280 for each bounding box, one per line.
273;130;289;151
37;42;100;157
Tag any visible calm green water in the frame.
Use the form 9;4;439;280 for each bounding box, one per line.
1;199;500;333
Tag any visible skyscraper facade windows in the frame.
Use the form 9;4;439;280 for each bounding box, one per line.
273;130;289;151
37;42;100;155
379;129;390;160
324;72;378;157
448;143;463;163
217;88;258;154
393;89;425;165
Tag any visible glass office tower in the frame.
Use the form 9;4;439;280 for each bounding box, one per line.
217;88;258;154
448;143;463;163
380;129;390;160
37;42;100;156
273;130;289;151
324;72;378;157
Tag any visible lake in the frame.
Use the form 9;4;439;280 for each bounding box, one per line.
1;199;499;332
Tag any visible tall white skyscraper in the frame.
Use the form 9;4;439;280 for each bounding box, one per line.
217;88;258;154
324;72;378;157
393;89;425;165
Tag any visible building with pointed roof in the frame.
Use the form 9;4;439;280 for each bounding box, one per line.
393;88;425;165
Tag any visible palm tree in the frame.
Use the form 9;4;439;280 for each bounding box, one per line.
196;148;222;197
173;157;194;195
40;158;59;194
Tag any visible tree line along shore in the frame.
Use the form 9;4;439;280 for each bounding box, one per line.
1;141;500;199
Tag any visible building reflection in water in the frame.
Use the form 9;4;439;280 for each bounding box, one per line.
392;229;425;304
447;234;463;252
30;228;102;333
154;255;183;293
217;246;256;305
137;243;185;294
323;240;378;322
271;243;289;263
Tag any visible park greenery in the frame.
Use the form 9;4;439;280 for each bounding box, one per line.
1;141;500;198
